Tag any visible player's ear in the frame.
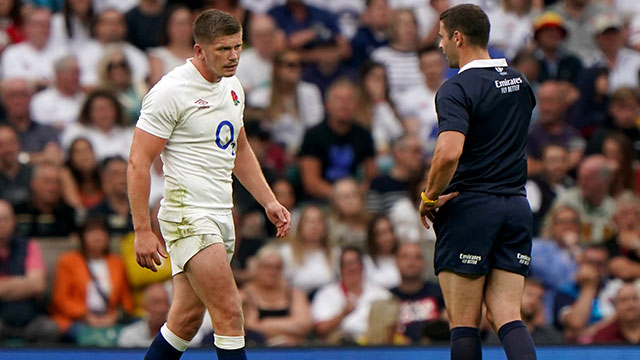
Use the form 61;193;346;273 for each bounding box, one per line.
193;43;204;57
454;31;462;47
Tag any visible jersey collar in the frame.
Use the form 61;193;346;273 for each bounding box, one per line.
458;58;508;74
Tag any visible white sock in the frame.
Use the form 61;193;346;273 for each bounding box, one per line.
214;334;245;350
160;323;191;352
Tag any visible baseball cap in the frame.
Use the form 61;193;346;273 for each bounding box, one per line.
533;12;568;39
592;13;623;36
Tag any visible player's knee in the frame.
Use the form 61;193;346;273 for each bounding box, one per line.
170;307;205;338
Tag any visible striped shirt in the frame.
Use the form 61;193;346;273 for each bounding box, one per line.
371;46;425;98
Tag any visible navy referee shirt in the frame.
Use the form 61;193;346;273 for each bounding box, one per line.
435;58;536;196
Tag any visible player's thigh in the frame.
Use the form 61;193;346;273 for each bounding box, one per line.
167;272;207;340
438;270;486;328
184;241;243;332
484;268;525;330
490;195;532;276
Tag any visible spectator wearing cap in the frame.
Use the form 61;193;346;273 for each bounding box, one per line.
548;0;611;63
586;13;640;93
532;11;583;85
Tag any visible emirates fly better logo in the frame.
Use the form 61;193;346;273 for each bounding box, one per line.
231;90;239;106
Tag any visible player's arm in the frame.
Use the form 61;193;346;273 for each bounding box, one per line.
233;127;290;237
128;128;168;271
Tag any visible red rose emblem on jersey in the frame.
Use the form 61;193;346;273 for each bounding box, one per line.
231;90;239;106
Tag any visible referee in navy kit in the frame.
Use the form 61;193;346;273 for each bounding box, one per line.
419;4;537;360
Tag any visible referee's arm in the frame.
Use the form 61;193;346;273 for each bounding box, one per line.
423;131;465;200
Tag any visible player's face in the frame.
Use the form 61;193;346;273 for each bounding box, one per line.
438;22;459;68
197;32;243;81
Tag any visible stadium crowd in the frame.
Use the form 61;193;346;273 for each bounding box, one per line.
1;0;640;348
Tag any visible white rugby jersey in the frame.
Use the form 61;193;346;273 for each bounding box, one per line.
136;60;244;220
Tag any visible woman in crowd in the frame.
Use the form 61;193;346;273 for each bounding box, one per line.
148;5;193;86
328;178;370;251
61;89;134;160
601;132;637;197
280;205;338;297
605;192;640;281
50;216;134;343
355;61;404;157
242;245;312;346
60;137;103;211
363;215;400;289
98;46;147;124
247;49;324;155
50;0;93;52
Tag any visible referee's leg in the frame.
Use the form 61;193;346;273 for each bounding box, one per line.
438;271;485;360
184;242;247;360
485;269;536;360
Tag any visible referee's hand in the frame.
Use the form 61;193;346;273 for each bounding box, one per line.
419;192;459;229
134;230;168;272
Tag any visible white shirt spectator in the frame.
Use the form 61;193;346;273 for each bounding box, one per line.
388;197;436;243
586;48;640;93
363;255;401;289
147;47;186;79
280;243;337;294
61;122;134;161
488;8;534;60
236;47;273;95
371;102;404;154
1;42;66;83
93;0;139;13
49;13;92;53
371;46;425;100
396;83;438;157
30;87;84;130
77;40;149;87
311;280;391;340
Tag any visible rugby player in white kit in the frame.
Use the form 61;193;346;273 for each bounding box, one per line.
127;9;290;360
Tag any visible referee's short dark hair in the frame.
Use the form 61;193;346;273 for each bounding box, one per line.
192;9;241;44
439;4;490;48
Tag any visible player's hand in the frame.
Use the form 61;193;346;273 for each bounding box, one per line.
265;201;291;238
134;229;167;272
419;192;459;230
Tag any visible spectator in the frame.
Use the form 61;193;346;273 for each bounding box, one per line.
148;5;194;86
554;244;613;342
527;80;585;177
97;46;147;124
235;14;283;94
0;126;32;206
312;246;391;344
301;41;357;100
29;55;85;131
0;0;23;56
601;132;637;197
555;155;616;244
124;0;164;51
76;9;149;88
548;0;610;63
395;45;446;158
366;134;424;215
586;87;640;161
117;282;170;347
531;11;583;85
88;156;133;237
241;245;312;346
530;203;582;320
349;0;391;69
279;205;338;296
13;162;76;237
566;66;609;137
0;7;66;88
363;215;400;289
526;143;574;234
370;9;425;99
59;138;103;210
390;242;446;344
354;61;403;156
60;89;134;161
587;13;640;92
388;167;436;243
328;178;370;251
49;0;93;53
487;0;538;60
512;49;541;88
299;79;376;200
605;193;640;281
205;0;254;43
0;199;60;344
485;278;562;345
591;282;640;344
248;49;324;155
268;0;351;67
50;216;134;344
0;78;62;165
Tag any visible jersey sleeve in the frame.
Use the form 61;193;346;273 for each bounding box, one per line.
435;81;470;135
136;83;180;140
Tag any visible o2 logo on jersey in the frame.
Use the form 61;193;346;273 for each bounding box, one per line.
215;120;236;155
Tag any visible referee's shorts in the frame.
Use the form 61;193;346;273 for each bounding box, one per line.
433;191;532;277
